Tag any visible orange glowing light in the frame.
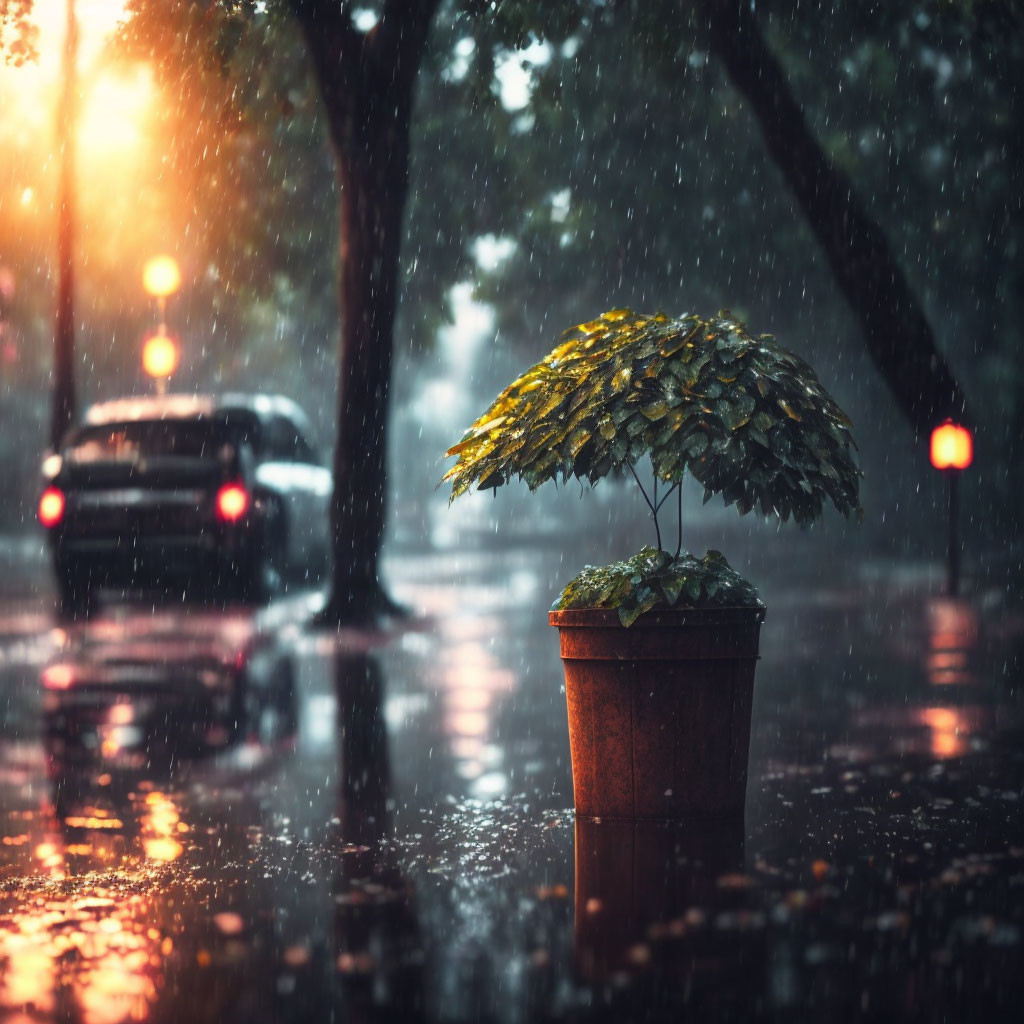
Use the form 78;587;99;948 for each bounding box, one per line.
109;704;134;725
140;791;184;863
42;663;74;690
142;838;183;863
141;332;179;379
142;255;181;298
38;487;65;528
930;421;973;470
919;707;967;760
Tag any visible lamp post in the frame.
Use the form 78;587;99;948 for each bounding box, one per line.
930;420;973;597
142;255;181;394
51;0;78;450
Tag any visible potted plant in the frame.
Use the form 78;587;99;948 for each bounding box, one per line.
444;309;860;819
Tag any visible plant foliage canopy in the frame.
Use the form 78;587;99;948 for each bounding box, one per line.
445;309;861;524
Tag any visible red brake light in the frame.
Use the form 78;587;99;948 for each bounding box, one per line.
38;487;65;528
216;483;249;522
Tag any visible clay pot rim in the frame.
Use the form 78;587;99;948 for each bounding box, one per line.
549;605;766;629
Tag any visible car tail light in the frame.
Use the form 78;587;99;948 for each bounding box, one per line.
215;483;249;522
38;487;65;528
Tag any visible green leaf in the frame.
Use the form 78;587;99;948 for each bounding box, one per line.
642;400;669;421
618;603;643;627
661;575;684;606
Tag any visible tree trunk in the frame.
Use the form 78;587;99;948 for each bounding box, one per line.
325;105;408;620
291;1;437;623
703;0;969;439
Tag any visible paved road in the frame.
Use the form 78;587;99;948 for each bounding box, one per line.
0;545;1022;1022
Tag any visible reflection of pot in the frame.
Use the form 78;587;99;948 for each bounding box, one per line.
574;815;745;982
551;607;764;818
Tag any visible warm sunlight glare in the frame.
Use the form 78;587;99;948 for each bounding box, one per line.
78;65;155;155
0;1;130;92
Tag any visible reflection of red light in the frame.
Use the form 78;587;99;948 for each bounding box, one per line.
930;421;973;470
38;487;65;527
42;664;74;690
919;706;967;759
215;483;249;522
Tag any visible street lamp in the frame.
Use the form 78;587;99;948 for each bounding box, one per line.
142;255;181;305
52;0;78;451
141;329;180;389
930;420;973;597
142;255;180;393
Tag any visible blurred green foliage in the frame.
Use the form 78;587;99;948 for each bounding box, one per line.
0;0;1019;549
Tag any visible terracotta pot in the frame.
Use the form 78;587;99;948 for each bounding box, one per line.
550;606;765;819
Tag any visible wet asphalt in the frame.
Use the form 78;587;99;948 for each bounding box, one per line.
0;543;1022;1023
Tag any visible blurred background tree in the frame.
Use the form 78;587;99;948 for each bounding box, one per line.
0;0;1020;591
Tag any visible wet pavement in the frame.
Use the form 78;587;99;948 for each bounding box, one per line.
0;544;1022;1022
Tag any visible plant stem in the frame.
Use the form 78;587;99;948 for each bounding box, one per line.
627;463;662;551
675;475;683;558
655;481;679;513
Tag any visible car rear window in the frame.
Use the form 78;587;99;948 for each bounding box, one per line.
66;420;234;462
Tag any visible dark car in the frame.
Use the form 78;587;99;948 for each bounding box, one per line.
38;393;332;611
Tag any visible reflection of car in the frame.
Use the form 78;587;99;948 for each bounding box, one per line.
38;393;332;610
41;612;297;768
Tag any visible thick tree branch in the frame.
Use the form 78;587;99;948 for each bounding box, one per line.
702;0;970;438
374;0;440;86
288;0;365;113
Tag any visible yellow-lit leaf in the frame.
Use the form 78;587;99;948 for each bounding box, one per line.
533;394;563;420
642;400;669;421
569;429;591;457
446;435;479;457
777;399;802;422
473;415;506;435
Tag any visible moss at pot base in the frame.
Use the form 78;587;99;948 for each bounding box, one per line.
550;606;765;820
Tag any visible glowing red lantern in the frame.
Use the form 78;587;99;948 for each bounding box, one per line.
930;421;973;471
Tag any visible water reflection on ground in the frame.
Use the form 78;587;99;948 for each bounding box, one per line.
0;551;1021;1021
